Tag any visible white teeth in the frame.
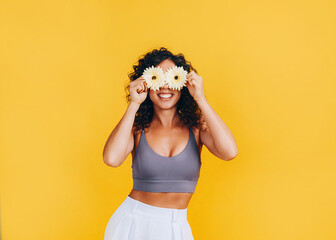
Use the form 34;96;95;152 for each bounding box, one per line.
158;94;173;99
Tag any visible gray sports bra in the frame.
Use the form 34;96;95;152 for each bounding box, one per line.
132;127;202;193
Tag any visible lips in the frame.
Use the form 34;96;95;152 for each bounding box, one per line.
157;93;174;100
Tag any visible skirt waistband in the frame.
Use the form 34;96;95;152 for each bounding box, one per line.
120;195;188;223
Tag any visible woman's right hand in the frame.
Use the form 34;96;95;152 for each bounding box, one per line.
129;76;148;105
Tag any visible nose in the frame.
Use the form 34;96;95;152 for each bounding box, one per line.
161;81;169;89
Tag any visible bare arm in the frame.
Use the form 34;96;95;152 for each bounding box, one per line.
185;71;238;161
103;76;148;167
103;101;140;167
198;98;238;161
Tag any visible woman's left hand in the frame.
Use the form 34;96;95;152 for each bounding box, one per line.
186;71;206;103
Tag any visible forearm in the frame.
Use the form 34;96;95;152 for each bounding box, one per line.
103;101;140;166
197;98;238;157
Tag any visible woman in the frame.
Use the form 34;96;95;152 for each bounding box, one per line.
103;47;238;240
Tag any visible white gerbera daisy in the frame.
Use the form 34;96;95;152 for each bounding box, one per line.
164;66;188;91
142;66;166;91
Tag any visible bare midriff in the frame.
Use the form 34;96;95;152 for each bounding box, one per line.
128;189;193;209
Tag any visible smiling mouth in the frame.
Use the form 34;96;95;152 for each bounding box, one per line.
157;93;174;100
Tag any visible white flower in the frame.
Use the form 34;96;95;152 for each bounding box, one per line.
142;66;166;91
164;66;188;91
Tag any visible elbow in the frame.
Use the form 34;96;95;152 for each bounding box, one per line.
225;144;239;161
103;155;121;168
225;150;238;161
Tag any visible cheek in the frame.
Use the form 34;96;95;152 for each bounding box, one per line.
175;91;181;100
149;91;164;103
149;90;156;101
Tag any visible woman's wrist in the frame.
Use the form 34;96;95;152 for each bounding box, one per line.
195;96;208;107
129;101;141;110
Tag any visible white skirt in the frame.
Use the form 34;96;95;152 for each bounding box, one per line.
104;195;194;240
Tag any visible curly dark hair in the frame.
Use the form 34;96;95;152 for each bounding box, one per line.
125;47;206;135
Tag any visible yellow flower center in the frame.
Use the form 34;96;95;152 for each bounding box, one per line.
174;75;179;81
152;75;157;80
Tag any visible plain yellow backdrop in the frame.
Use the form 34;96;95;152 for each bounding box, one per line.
1;0;335;239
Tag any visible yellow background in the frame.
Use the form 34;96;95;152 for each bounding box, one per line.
1;0;335;239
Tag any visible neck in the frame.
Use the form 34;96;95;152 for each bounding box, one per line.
152;105;181;128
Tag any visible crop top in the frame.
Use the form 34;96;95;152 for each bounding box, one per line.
132;127;202;193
